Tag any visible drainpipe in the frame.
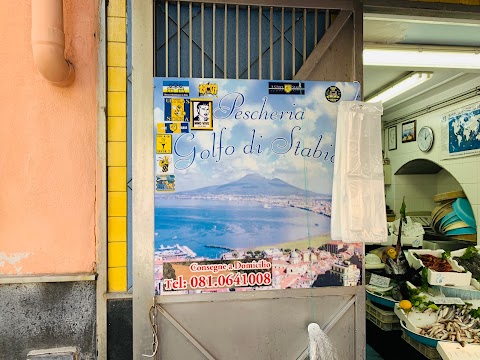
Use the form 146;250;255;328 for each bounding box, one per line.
31;0;75;87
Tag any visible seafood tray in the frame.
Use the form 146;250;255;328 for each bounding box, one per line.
395;304;438;334
366;300;399;323
406;249;472;287
451;246;480;290
366;310;402;331
401;320;439;348
401;331;441;360
397;304;480;348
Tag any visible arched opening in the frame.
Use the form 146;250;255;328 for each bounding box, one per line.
388;158;477;248
394;159;443;175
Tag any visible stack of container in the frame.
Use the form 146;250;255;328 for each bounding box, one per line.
366;300;401;331
431;190;477;242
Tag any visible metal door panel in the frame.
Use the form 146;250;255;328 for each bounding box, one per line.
157;293;358;359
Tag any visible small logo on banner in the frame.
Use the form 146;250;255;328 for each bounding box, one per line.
163;81;190;97
198;82;218;97
268;82;305;95
156;154;174;175
325;86;342;103
157;122;190;134
164;98;190;122
156;134;172;154
156;174;175;192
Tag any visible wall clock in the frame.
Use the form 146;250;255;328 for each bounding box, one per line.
388;126;397;151
418;126;434;152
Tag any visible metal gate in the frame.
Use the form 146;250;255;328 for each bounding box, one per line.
131;1;364;358
154;0;362;82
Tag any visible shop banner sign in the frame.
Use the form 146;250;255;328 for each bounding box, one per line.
441;101;480;159
154;78;362;295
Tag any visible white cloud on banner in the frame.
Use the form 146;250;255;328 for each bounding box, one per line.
154;107;163;123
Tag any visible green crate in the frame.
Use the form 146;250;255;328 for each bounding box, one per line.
366;310;402;331
366;300;399;323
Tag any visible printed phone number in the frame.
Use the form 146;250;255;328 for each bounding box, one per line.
164;272;272;290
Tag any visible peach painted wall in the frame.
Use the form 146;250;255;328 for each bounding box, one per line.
0;1;99;274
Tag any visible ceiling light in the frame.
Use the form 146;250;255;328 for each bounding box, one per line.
366;72;432;103
364;44;480;69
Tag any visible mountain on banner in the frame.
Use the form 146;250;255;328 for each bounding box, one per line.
176;173;329;197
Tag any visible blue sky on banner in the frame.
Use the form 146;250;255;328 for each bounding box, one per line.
154;78;359;194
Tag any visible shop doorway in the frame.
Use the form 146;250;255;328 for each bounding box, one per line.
131;1;365;359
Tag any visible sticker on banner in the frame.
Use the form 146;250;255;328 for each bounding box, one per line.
156;174;175;192
325;86;341;103
156;134;172;154
163;81;190;97
156;154;174;175
164;98;190;122
157;122;190;134
268;81;305;95
191;99;213;130
198;82;218;97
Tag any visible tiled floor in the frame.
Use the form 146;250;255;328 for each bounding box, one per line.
366;344;384;360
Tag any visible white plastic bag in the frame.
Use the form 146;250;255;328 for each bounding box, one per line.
331;101;387;243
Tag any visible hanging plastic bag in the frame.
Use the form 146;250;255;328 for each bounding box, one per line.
331;101;387;243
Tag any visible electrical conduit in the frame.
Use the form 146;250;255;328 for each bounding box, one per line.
31;0;75;87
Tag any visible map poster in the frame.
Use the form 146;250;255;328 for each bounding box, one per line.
154;78;363;296
441;101;480;159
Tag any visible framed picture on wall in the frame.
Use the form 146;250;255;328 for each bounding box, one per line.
402;120;416;143
388;126;397;150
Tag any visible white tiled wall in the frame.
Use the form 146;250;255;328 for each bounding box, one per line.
436;170;463;194
383;76;480;243
390;174;437;213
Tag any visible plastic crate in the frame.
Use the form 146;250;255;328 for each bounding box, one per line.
401;331;441;360
366;310;402;331
366;300;399;323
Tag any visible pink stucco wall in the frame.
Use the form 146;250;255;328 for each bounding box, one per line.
0;1;99;274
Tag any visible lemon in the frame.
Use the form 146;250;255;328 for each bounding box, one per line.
387;248;397;259
399;300;412;311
